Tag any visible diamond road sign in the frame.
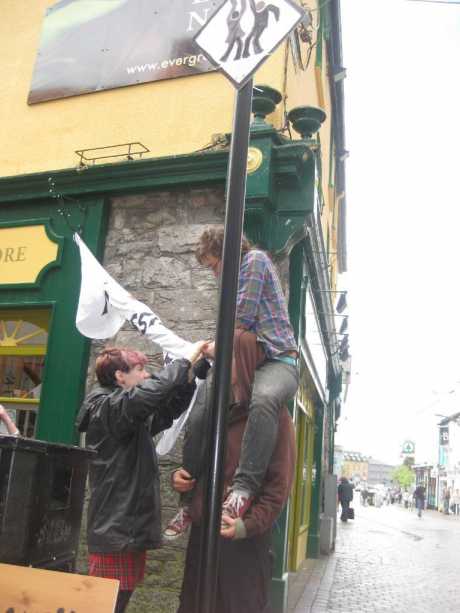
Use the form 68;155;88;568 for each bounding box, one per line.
194;0;305;89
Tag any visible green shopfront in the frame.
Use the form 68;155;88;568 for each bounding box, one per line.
0;100;341;611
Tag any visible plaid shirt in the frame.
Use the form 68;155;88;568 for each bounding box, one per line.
89;551;146;591
236;250;297;358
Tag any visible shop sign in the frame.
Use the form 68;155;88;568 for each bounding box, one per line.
28;0;217;104
440;426;449;446
0;226;59;285
401;440;415;455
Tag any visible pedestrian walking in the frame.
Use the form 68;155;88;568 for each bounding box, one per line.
403;490;410;509
338;477;354;522
414;484;426;518
452;489;460;515
443;486;451;515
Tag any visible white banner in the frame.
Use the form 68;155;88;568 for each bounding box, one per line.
74;233;194;359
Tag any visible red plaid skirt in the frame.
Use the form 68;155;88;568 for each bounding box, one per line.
89;551;147;590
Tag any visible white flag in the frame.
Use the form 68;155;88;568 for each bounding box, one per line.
74;233;195;358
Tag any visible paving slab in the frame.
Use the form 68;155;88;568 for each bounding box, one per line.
290;503;460;613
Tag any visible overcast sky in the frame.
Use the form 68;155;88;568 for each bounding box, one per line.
335;0;460;465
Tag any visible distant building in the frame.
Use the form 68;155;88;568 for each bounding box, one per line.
340;451;395;486
341;451;369;482
435;412;460;510
367;459;396;486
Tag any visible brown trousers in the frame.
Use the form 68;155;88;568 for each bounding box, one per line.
177;525;273;613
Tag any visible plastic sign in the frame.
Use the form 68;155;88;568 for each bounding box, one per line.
401;440;415;455
194;0;305;88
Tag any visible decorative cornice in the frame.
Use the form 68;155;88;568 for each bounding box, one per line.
0;135;314;206
0;151;229;204
273;142;312;184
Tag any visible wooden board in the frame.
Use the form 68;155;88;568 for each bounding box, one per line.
0;563;119;612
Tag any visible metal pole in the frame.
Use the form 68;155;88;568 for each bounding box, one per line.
196;77;254;613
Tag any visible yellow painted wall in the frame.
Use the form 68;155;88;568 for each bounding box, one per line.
283;6;338;288
1;0;340;289
342;461;369;481
2;1;343;566
1;0;340;298
1;0;286;178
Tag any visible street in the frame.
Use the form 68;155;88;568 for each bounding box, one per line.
293;502;460;613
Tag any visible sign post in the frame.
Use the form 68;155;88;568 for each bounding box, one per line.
193;2;304;611
196;77;253;613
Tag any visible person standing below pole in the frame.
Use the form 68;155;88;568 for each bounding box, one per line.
164;226;298;538
174;330;296;613
338;477;353;522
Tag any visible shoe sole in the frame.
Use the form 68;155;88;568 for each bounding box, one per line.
163;530;186;541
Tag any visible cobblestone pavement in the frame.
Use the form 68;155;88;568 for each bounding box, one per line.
293;503;460;613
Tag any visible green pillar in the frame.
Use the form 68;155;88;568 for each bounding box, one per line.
307;403;324;558
269;503;291;613
328;404;335;473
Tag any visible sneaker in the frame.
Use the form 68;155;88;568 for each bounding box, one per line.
163;507;192;540
221;490;253;522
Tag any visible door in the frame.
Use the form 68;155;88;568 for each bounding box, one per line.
288;397;315;571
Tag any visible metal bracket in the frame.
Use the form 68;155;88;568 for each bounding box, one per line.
74;142;150;167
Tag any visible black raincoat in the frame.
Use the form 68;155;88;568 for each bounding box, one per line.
76;358;194;554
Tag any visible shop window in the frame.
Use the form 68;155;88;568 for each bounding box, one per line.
0;309;49;439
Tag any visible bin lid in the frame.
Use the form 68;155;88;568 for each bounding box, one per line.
0;435;96;456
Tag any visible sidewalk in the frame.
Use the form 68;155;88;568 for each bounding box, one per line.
286;503;460;613
287;554;335;613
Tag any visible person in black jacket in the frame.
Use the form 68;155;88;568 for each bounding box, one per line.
414;484;426;518
338;477;354;522
76;344;204;613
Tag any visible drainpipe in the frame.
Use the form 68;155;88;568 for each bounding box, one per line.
307;403;325;558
